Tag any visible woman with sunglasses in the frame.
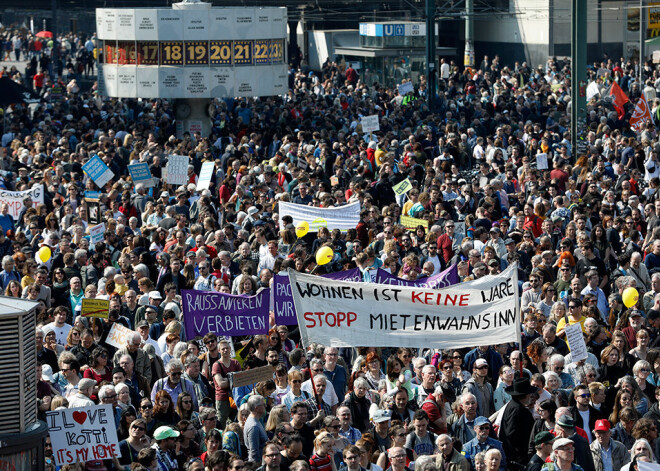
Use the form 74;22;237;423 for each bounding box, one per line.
138;398;157;436
176;392;200;424
117;418;150;467
117;406;138;440
633;360;654;400
83;346;112;400
449;350;471;383
534;283;556;319
64;327;81;351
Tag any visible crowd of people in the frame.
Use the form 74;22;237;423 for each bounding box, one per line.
1;23;660;471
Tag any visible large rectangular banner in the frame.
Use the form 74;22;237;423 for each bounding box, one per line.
45;404;120;465
278;201;361;232
289;265;519;349
183;289;269;338
375;264;459;289
0;184;44;221
273;268;362;325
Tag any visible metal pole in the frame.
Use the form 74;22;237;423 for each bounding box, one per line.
571;0;587;157
52;0;58;79
426;0;437;110
464;0;474;67
640;0;645;83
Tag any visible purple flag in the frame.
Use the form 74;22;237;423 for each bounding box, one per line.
182;289;269;338
273;268;362;325
375;264;459;289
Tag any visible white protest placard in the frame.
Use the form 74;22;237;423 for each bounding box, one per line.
565;323;588;362
0;184;44;220
106;323;135;349
89;223;106;245
398;81;414;96
197;161;215;191
361;115;380;133
45;404;120;465
278;201;361;232
167;154;189;185
289;264;520;349
536;153;548;170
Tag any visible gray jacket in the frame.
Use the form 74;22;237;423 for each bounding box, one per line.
589;439;630;471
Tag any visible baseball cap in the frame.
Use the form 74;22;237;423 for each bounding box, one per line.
594;419;611;431
148;290;162;300
534;431;555;446
488;259;499;267
504;238;515;245
41;364;55;382
475;359;488;368
552;438;574;451
630;310;643;318
473;416;490;427
153;426;180;441
372;409;392;423
136;320;149;328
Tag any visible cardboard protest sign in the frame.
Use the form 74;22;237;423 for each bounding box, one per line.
278;201;361;232
565;323;588;362
89;223;106;245
106;323;135;349
536;153;548;170
400;215;428;231
82;155;115;188
398;81;414;96
392;178;412;195
361;115;380;133
81;299;110;319
197;161;215;191
289;264;520;349
166;154;189;185
0;184;44;220
375;264;459;289
229;365;274;388
128;162;154;187
273;268;363;325
45;404;120;465
182;289;269;338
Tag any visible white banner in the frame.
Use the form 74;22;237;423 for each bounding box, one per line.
289;265;520;349
167;155;189;186
361;115;380;133
0;184;44;221
278;201;361;232
45;404;120;465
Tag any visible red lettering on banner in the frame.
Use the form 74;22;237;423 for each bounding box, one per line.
304;311;358;328
459;294;469;306
411;291;471;306
411;291;423;303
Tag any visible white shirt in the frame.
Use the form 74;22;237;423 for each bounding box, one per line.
302;378;339;407
46;322;72;347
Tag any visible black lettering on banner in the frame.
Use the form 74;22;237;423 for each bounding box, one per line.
368;309;516;332
295;282;364;300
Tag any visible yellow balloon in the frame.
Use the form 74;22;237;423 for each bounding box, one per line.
38;246;52;263
295;221;309;238
316;246;334;266
622;287;639;308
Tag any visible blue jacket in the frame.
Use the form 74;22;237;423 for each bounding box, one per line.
462;436;506;471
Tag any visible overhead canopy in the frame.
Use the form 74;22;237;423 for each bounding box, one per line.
0;77;41;107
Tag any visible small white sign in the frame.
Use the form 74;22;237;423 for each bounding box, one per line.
89;223;106;245
536;152;548;170
361;114;380;133
167;154;189;186
106;323;135;349
197;161;215;191
565;323;588;362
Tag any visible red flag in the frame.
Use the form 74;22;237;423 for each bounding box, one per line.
609;81;630;119
630;93;653;132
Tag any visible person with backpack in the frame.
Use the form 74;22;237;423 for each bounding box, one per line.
404;410;436;457
150;359;198;410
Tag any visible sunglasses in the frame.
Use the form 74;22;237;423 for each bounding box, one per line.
141;405;153;410
132;425;145;431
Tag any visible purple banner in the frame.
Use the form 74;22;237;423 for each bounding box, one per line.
374;264;459;289
182;289;269;338
273;268;362;325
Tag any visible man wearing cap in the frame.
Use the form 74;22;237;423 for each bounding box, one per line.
622;310;645;349
528;432;554;471
499;378;537;468
589;419;629;471
135;290;164;325
152;426;179;471
137;320;161;355
68;378;96;408
370;408;391;449
547;438;583;471
461;416;506;471
554;414;595;471
486;226;506;259
462;358;495;417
